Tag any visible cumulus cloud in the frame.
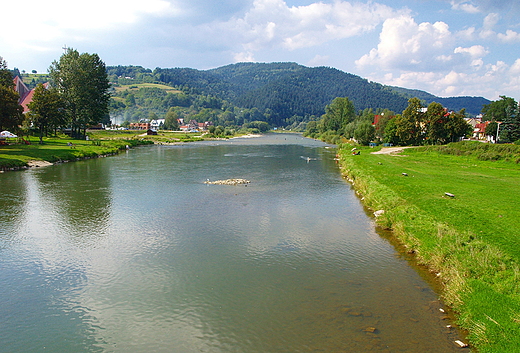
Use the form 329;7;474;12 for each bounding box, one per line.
454;45;488;58
355;15;454;71
371;60;518;99
213;0;401;59
450;1;480;14
355;10;518;99
497;29;520;43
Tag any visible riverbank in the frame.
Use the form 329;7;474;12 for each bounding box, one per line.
0;136;152;171
337;142;520;353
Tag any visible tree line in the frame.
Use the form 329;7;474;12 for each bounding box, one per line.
304;96;520;146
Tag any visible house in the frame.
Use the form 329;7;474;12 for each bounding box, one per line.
474;121;490;141
464;116;482;129
129;122;151;130
13;76;49;114
150;119;165;130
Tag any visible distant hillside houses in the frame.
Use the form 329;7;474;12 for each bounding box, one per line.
178;119;212;132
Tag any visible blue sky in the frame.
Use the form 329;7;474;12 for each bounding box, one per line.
1;0;519;101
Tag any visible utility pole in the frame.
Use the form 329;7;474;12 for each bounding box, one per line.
496;121;502;143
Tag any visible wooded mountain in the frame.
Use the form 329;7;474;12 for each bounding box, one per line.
108;62;489;126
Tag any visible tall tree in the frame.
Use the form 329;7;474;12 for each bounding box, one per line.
394;98;425;145
321;97;356;133
49;49;110;138
27;84;66;144
0;57;23;131
0;56;14;87
354;121;375;145
164;108;180;130
425;101;448;144
445;109;472;143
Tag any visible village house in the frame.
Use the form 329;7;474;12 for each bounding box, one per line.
13;76;49;114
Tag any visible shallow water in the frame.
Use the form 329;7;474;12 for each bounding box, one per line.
0;133;466;352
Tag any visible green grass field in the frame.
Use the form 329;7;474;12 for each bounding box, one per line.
338;142;520;352
0;134;151;170
113;83;182;93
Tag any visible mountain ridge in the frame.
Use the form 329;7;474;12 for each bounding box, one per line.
108;62;489;125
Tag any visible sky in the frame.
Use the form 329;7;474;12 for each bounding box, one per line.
2;0;519;101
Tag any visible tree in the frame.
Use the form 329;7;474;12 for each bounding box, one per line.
383;117;400;145
27;84;66;144
49;48;110;138
374;114;393;140
164;108;180;130
0;57;14;86
0;57;23;131
445;109;472;143
354;121;375;145
425;102;448;144
322;97;356;133
394;97;425;145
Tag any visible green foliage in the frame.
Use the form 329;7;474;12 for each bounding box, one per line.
142;63;412;125
322;97;356;132
353;121;375;145
423;141;520;162
164;108;180;130
0;56;14;87
27;84;66;144
0;57;24;132
0;85;23;132
49;48;110;137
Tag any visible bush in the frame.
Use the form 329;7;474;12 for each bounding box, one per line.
477;152;501;161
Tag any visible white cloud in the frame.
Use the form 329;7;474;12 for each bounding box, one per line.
3;0;179;42
454;45;488;58
479;13;499;39
364;59;519;100
356;11;518;100
355;15;454;71
450;1;481;14
497;29;520;42
456;27;476;41
213;0;401;54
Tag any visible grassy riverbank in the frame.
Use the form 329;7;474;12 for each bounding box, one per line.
0;134;152;170
338;141;520;352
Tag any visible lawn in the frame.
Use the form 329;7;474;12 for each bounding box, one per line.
338;142;520;352
0;134;151;170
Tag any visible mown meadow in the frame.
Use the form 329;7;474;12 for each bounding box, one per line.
0;132;154;170
338;141;520;352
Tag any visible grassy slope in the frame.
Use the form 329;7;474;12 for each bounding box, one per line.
338;144;520;352
0;135;150;169
113;83;182;93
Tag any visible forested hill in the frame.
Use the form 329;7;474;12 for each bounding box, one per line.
154;63;412;122
108;63;489;125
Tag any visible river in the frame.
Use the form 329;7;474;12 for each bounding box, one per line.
0;133;465;352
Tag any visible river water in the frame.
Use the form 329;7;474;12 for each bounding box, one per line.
0;133;465;352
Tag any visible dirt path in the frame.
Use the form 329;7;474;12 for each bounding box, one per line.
371;146;414;155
